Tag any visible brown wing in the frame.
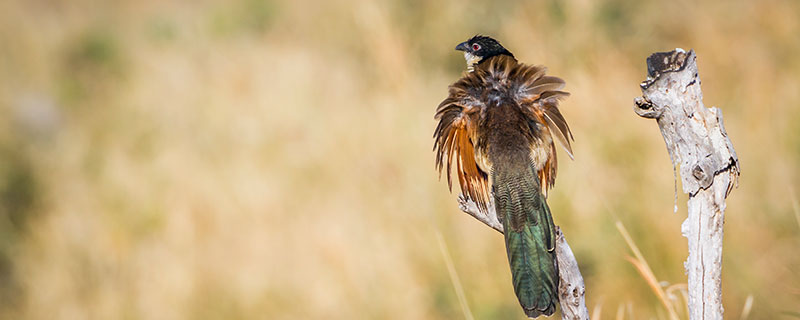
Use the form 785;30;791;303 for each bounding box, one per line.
538;90;574;159
434;88;491;213
512;64;574;194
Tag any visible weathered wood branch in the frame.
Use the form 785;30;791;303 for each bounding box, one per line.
633;49;740;320
458;195;590;320
457;195;503;233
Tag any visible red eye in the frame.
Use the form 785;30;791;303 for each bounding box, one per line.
472;44;481;51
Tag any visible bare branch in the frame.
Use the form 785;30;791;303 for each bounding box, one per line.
555;227;590;320
634;49;740;320
457;195;590;319
457;195;503;233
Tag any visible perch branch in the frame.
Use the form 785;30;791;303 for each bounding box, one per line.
633;49;740;320
458;195;590;320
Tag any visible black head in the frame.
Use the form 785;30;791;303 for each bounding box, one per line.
455;35;514;67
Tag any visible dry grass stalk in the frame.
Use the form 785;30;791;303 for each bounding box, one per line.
739;295;753;320
616;221;681;320
435;231;475;320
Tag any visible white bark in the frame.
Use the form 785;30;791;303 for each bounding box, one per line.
554;227;590;320
457;195;590;320
633;49;740;320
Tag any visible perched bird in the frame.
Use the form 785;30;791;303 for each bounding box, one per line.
434;35;573;317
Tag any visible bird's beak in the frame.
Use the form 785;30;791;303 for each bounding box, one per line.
455;41;469;52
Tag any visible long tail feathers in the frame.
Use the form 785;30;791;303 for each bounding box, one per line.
492;161;559;318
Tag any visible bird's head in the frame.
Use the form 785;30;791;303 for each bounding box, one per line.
455;35;514;72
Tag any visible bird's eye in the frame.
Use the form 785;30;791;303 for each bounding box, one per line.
472;44;481;51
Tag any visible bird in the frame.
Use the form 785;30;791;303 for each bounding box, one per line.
434;35;573;318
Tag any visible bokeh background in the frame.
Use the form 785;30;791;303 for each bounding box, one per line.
1;0;799;319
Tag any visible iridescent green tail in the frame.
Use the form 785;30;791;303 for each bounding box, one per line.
492;161;558;318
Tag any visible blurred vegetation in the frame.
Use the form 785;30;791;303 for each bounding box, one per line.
0;0;799;319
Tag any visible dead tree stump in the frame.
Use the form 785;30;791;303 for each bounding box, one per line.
633;49;740;320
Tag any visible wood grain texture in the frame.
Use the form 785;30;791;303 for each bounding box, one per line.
634;49;740;320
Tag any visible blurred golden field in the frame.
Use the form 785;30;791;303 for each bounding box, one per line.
0;0;799;319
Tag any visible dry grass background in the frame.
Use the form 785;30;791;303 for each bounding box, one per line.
0;0;798;319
